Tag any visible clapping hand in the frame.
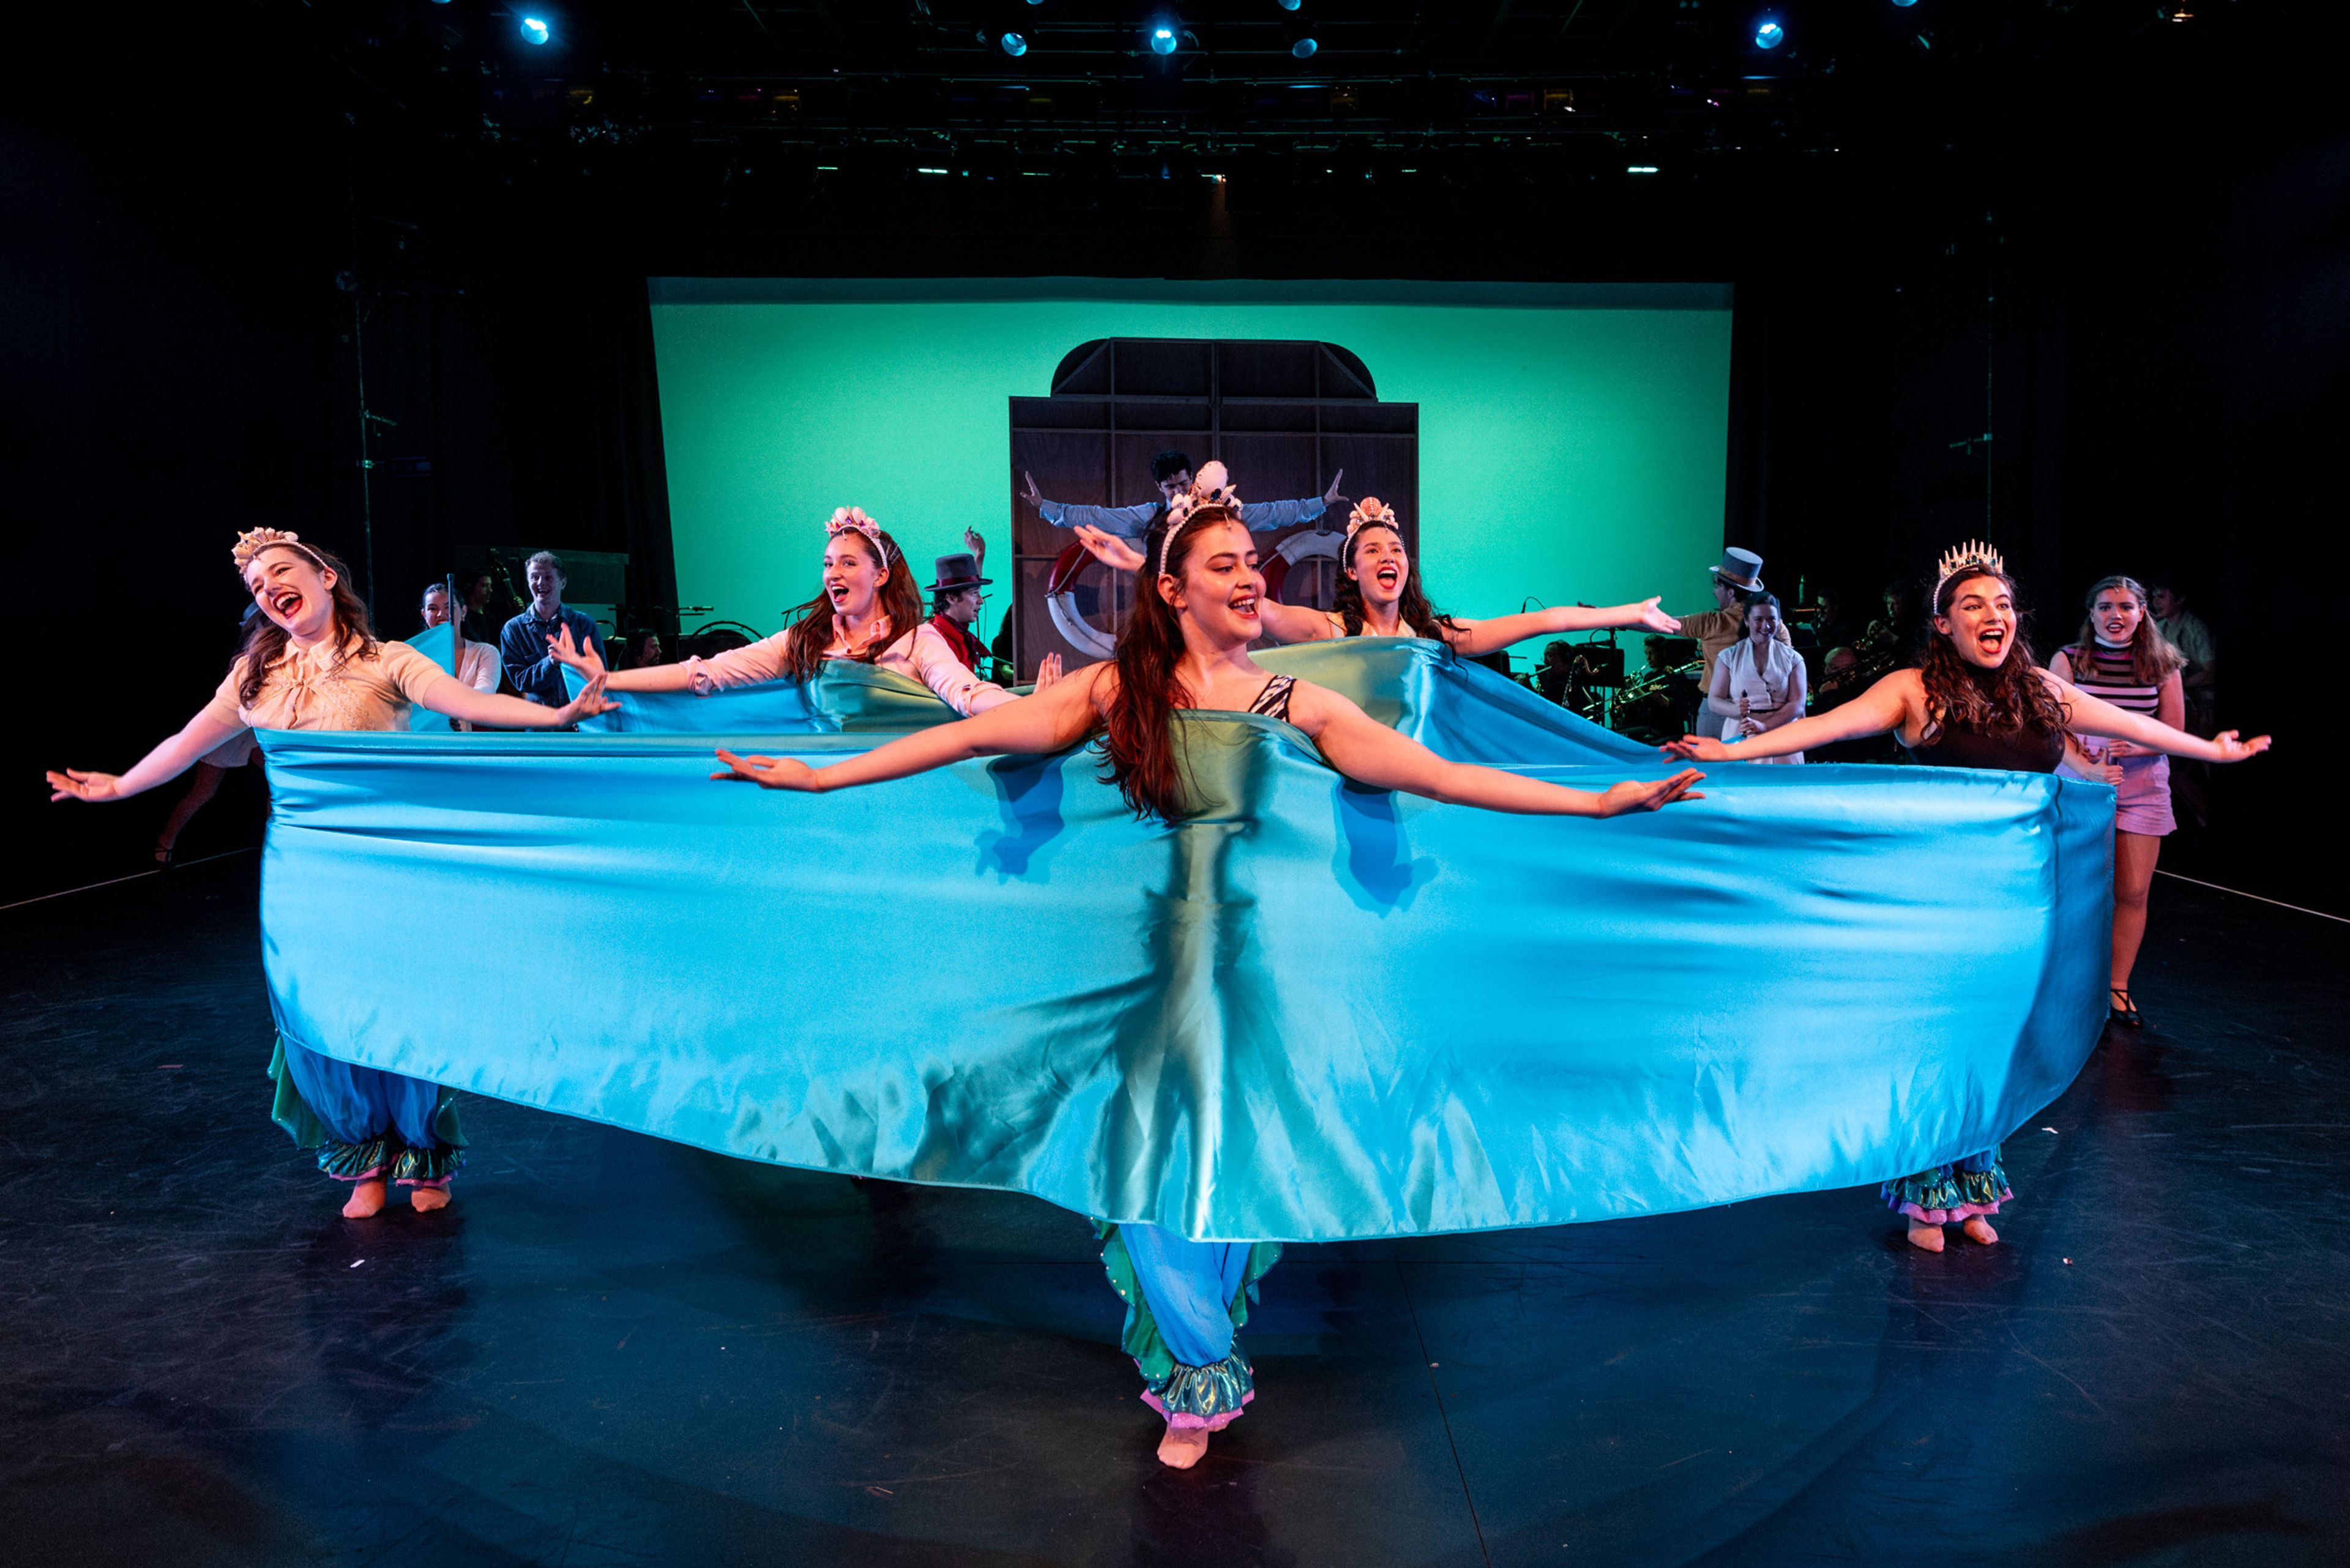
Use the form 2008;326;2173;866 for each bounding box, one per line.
1662;735;1734;763
547;625;607;679
551;672;618;725
1629;597;1682;635
1072;525;1146;573
1597;768;1707;816
711;747;822;791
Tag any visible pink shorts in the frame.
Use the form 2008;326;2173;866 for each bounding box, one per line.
2062;752;2174;837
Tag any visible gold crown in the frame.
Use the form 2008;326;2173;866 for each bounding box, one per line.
231;528;308;571
1934;539;2005;592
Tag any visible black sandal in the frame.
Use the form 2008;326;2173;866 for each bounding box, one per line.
2108;987;2143;1028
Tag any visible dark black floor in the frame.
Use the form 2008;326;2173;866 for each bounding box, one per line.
2;859;2344;1567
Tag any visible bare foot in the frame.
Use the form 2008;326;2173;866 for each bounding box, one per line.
342;1179;386;1219
1156;1425;1211;1469
410;1185;451;1213
1961;1216;1999;1245
1905;1220;1945;1253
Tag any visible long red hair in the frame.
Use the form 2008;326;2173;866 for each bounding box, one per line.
777;528;925;682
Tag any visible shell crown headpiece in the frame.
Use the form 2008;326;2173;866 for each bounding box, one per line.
1933;539;2007;601
1157;460;1243;577
231;528;324;574
825;506;893;567
1343;498;1400;553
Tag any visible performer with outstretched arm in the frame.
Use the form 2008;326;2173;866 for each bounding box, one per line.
1025;450;1341;540
1070;480;1682;659
47;529;616;1219
550;507;1060;711
1665;542;2270;1254
712;485;1705;1469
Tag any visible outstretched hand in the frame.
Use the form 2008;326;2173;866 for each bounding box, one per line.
711;747;822;791
1662;734;1734;763
1598;768;1706;816
548;625;607;679
1322;468;1346;505
551;672;618;726
1072;525;1146;573
1032;651;1065;691
2212;730;2272;762
1629;597;1681;634
1021;471;1045;510
47;768;124;804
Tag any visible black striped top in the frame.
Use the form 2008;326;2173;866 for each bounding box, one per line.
1247;674;1296;724
2064;643;2162;717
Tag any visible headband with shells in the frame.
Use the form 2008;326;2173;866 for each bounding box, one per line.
1157;460;1242;577
1343;498;1400;554
231;527;325;574
825;507;892;568
1933;538;2007;602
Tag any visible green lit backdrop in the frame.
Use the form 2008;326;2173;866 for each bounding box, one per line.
648;279;1731;646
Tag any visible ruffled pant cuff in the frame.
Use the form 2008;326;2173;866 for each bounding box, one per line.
1883;1160;2009;1224
316;1132;463;1185
1140;1351;1256;1431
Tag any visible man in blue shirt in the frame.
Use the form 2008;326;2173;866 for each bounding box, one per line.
1022;449;1343;540
498;550;602;706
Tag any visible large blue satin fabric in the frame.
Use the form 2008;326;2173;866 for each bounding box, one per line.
567;637;1654;766
257;641;2112;1242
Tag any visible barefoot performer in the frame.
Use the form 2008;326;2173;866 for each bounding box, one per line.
712;486;1706;1468
47;529;616;1219
1666;542;2270;1253
551;507;1060;709
1070;475;1682;657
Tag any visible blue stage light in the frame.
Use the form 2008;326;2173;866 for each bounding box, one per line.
1276;0;1301;10
1000;31;1028;56
1292;35;1317;58
1754;18;1785;48
1890;0;1917;7
1149;23;1178;55
519;16;550;45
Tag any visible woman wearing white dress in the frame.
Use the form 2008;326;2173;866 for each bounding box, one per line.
1705;592;1807;763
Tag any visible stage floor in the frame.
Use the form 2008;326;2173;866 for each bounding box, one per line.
2;857;2343;1567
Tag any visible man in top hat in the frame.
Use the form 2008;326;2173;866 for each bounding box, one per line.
1679;547;1791;673
926;528;993;673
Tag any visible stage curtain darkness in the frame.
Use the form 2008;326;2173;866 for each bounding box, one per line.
498;267;678;624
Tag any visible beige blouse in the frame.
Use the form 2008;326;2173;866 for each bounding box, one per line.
684;618;1013;717
200;637;447;734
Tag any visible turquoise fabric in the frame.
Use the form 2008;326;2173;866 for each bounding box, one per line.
406;622;458;733
565;637;1652;766
254;647;2113;1243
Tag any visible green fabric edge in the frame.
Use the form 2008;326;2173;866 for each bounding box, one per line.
1094;1221;1282;1387
267;1033;465;1155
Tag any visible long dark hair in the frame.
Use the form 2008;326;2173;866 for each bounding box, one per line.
1334;522;1460;640
1919;569;2071;739
1099;509;1245;821
2067;574;2185;686
777;528;925;681
233;543;377;709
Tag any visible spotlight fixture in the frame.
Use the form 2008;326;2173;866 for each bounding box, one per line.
1627;164;1660;174
1753;18;1784;49
1890;0;1917;7
519;15;551;45
1292;34;1318;59
1148;22;1179;55
1275;0;1301;10
1000;30;1029;56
